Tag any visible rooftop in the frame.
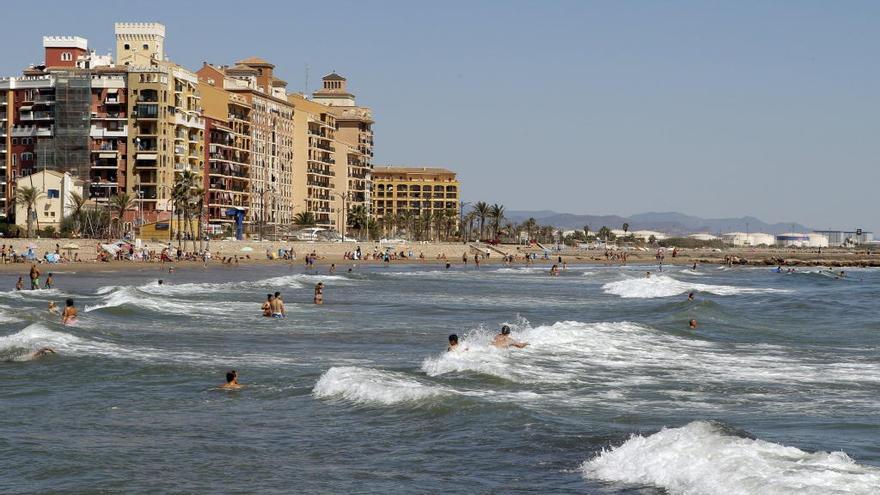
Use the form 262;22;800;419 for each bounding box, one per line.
374;166;457;176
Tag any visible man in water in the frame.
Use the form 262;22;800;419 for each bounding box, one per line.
687;292;695;301
261;293;274;317
447;334;462;352
221;370;242;389
31;347;56;359
313;283;324;305
158;279;164;285
492;325;528;349
689;319;698;329
271;291;285;317
445;261;451;270
61;299;77;325
645;271;651;279
29;264;41;290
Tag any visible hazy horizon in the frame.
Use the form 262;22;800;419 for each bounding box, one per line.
1;1;877;231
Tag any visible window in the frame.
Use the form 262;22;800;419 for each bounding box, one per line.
61;52;72;61
21;152;33;162
47;189;60;199
11;138;17;145
124;44;130;50
143;44;149;50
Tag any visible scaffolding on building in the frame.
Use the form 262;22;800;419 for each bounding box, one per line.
37;71;91;182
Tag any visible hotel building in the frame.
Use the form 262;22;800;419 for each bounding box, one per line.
371;166;460;232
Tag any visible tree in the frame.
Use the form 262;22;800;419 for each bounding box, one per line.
347;205;369;240
598;226;611;241
67;190;88;237
583;225;590;239
524;217;537;243
293;211;317;228
622;222;630;234
15;186;44;238
472;202;489;240
488;203;505;240
108;192;135;239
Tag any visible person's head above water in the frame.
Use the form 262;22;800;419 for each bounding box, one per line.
448;334;458;345
274;291;280;298
226;370;237;383
689;319;697;329
158;279;163;285
66;298;74;307
501;325;511;335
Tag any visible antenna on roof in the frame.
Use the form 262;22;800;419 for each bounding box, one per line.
304;63;309;97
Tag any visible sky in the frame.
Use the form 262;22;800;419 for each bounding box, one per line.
2;1;878;231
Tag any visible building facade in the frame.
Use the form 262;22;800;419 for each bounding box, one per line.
371;166;460;237
14;170;83;230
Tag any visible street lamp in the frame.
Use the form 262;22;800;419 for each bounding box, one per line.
331;191;350;239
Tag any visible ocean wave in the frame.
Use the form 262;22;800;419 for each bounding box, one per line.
87;286;255;316
313;366;449;405
582;421;880;494
602;274;787;298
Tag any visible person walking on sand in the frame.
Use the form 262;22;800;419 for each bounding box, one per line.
314;282;324;305
61;298;78;325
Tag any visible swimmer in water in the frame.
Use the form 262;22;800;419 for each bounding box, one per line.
329;264;336;274
447;334;460;351
645;271;651;279
261;293;273;317
271;291;285;317
689;319;698;329
158;279;164;285
44;273;53;289
15;276;23;291
221;370;241;389
47;301;59;315
687;292;695;301
692;262;697;271
445;261;451;270
492;325;528;349
31;347;56;359
314;283;324;305
61;298;77;325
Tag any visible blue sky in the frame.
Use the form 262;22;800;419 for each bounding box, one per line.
3;1;878;230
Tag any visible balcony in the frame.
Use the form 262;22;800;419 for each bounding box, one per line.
90;125;128;138
134;103;159;119
174;112;205;129
20;111;54;121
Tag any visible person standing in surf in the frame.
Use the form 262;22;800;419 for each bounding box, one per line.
61;299;77;325
314;283;324;305
271;291;285;317
221;370;242;389
261;294;274;317
29;264;41;290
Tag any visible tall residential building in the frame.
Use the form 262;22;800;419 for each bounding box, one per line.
198;73;251;233
311;73;374;217
116;23;205;227
200;59;295;237
371;166;460;235
288;93;340;230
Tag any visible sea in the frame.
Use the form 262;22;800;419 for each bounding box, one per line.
1;262;879;494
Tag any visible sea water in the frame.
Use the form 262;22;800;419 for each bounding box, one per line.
1;263;878;493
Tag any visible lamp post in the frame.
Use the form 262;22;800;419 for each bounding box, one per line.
331;191;349;239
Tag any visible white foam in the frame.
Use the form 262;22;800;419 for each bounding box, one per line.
86;286;252;316
313;366;449;405
583;421;880;494
602;274;786;298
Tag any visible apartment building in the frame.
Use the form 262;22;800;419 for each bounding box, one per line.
198;73;251;233
311;73;373;217
371;166;460;230
116;23;205;226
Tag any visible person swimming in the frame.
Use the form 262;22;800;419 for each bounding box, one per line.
271;291;285;318
47;301;59;315
31;347;56;359
261;293;274;317
314;283;324;305
158;279;164;285
689;319;698;329
687;292;695;301
221;370;242;389
15;276;23;291
61;298;77;325
447;334;461;352
492;325;528;349
645;271;651;278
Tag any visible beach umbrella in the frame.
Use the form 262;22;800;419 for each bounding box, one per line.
240;246;254;252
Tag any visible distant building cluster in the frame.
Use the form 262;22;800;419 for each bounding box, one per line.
0;23;459;238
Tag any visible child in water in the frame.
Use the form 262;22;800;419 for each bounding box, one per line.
61;298;78;325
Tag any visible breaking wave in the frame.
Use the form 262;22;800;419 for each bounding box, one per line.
582;421;880;494
602;274;787;298
313;366;450;405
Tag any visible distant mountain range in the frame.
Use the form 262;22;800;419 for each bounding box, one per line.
503;210;812;236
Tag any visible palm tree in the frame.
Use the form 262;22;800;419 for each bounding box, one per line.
622;222;630;235
173;170;198;249
583;225;590;240
190;186;205;252
472;201;489;240
293;211;317;228
347;205;369;240
67;190;88;237
15;186;43;238
524;217;537;243
108;192;135;239
488;203;505;240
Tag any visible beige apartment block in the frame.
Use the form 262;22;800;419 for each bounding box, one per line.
372;166;460;232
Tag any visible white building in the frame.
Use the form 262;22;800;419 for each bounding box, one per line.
776;233;828;248
688;233;720;241
15;171;84;231
813;230;874;247
722;232;776;247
